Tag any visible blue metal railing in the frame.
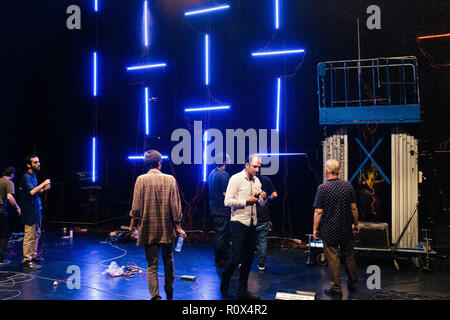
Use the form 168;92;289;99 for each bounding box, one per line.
317;56;421;125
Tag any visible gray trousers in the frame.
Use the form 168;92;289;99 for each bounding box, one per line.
145;243;174;299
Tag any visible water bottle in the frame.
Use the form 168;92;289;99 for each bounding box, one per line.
175;235;184;252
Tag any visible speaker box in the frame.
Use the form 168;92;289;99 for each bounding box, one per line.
355;222;390;249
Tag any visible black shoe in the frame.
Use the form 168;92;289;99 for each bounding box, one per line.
22;261;41;270
165;286;173;300
32;257;44;264
220;281;229;296
237;291;260;300
347;283;357;293
215;260;226;268
151;295;162;300
257;263;266;271
0;259;11;265
324;288;342;297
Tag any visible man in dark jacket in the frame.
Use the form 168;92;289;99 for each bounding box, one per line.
208;153;231;267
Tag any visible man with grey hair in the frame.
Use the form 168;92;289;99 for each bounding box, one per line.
221;154;267;300
313;159;359;297
130;150;186;300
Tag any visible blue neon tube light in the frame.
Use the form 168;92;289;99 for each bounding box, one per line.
144;1;149;47
145;87;149;135
203;130;208;182
256;153;306;156
275;0;280;29
185;5;230;16
251;49;305;57
185;105;230;112
276;78;281;132
205;34;209;86
93;52;97;96
127;155;169;160
92;137;96;182
126;63;167;71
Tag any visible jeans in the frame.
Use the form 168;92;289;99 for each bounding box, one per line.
145;243;175;299
256;222;271;265
323;240;358;292
0;210;11;261
221;221;256;294
211;215;230;264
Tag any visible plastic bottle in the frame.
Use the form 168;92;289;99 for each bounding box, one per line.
69;228;73;238
175;234;183;252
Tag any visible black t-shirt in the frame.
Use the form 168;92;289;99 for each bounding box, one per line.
313;178;356;246
208;167;230;217
256;175;276;224
0;177;15;213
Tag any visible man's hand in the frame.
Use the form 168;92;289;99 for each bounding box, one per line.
352;224;360;235
259;191;267;200
313;230;320;240
40;179;51;193
177;225;187;238
16;207;21;216
246;193;259;205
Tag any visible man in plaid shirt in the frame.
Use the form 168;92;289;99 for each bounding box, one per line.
130;150;186;300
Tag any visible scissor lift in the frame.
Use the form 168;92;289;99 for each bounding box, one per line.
311;56;435;270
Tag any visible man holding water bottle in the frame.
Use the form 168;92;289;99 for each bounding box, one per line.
129;150;186;300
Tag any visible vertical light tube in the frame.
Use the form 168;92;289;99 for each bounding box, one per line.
92;137;96;182
275;0;280;29
93;52;97;97
276;77;281;132
95;0;98;12
205;34;209;86
203;130;208;182
144;1;149;47
145;87;149;135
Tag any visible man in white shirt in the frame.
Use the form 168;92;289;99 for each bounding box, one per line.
220;155;267;300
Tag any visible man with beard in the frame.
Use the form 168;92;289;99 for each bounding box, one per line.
19;155;51;270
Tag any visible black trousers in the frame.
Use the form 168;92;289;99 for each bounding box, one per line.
0;210;11;261
221;221;257;294
211;215;231;263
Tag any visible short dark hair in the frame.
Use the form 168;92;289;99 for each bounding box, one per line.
2;167;16;177
215;153;230;167
25;154;38;168
144;150;162;169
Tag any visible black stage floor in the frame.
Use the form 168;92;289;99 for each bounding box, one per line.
1;231;449;300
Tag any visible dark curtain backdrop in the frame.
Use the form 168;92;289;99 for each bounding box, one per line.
2;0;449;240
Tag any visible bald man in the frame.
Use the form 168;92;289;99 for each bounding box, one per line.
313;159;359;297
221;155;267;300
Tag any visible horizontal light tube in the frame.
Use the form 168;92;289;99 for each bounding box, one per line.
417;33;450;40
185;105;230;112
128;155;169;160
185;5;230;16
126;63;167;71
255;153;306;156
252;49;305;57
